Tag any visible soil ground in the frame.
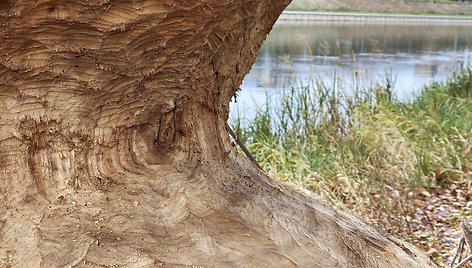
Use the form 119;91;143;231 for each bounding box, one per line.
366;178;472;267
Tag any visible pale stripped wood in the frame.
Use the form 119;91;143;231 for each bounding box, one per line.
0;1;434;267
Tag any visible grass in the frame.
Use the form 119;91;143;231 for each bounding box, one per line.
231;68;471;223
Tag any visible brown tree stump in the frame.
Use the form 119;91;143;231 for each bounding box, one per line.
0;1;435;267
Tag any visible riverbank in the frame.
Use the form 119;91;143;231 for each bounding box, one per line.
279;11;472;25
231;69;472;265
287;0;472;16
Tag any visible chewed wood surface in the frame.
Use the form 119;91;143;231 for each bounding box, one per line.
0;1;434;267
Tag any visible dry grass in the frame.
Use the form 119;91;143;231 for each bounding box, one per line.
231;67;471;228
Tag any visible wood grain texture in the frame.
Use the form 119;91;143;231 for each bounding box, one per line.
0;1;434;267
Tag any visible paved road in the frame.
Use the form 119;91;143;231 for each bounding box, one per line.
280;11;472;24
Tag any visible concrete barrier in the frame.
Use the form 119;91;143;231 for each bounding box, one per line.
279;11;472;25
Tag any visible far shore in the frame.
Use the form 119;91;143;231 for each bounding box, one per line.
279;11;472;25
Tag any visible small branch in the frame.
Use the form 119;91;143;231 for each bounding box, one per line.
452;221;472;267
226;123;264;171
452;238;465;266
462;221;472;252
452;254;472;268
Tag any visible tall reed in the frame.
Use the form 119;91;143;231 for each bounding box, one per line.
231;68;471;218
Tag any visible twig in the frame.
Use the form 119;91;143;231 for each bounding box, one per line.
452;237;465;266
226;123;264;171
452;254;472;268
452;221;472;267
462;221;472;252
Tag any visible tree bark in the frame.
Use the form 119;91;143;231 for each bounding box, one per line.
0;1;434;267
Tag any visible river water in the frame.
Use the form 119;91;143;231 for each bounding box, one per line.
231;20;472;120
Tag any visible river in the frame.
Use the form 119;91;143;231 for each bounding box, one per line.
230;19;472;121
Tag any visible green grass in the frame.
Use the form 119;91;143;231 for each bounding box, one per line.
231;68;472;218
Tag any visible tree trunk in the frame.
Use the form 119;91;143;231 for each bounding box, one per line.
0;1;434;267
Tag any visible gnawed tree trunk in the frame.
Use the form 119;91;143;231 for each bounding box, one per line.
0;1;434;267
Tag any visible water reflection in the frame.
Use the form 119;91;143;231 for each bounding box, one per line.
233;21;472;120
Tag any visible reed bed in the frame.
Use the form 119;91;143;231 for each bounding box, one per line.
231;68;471;220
